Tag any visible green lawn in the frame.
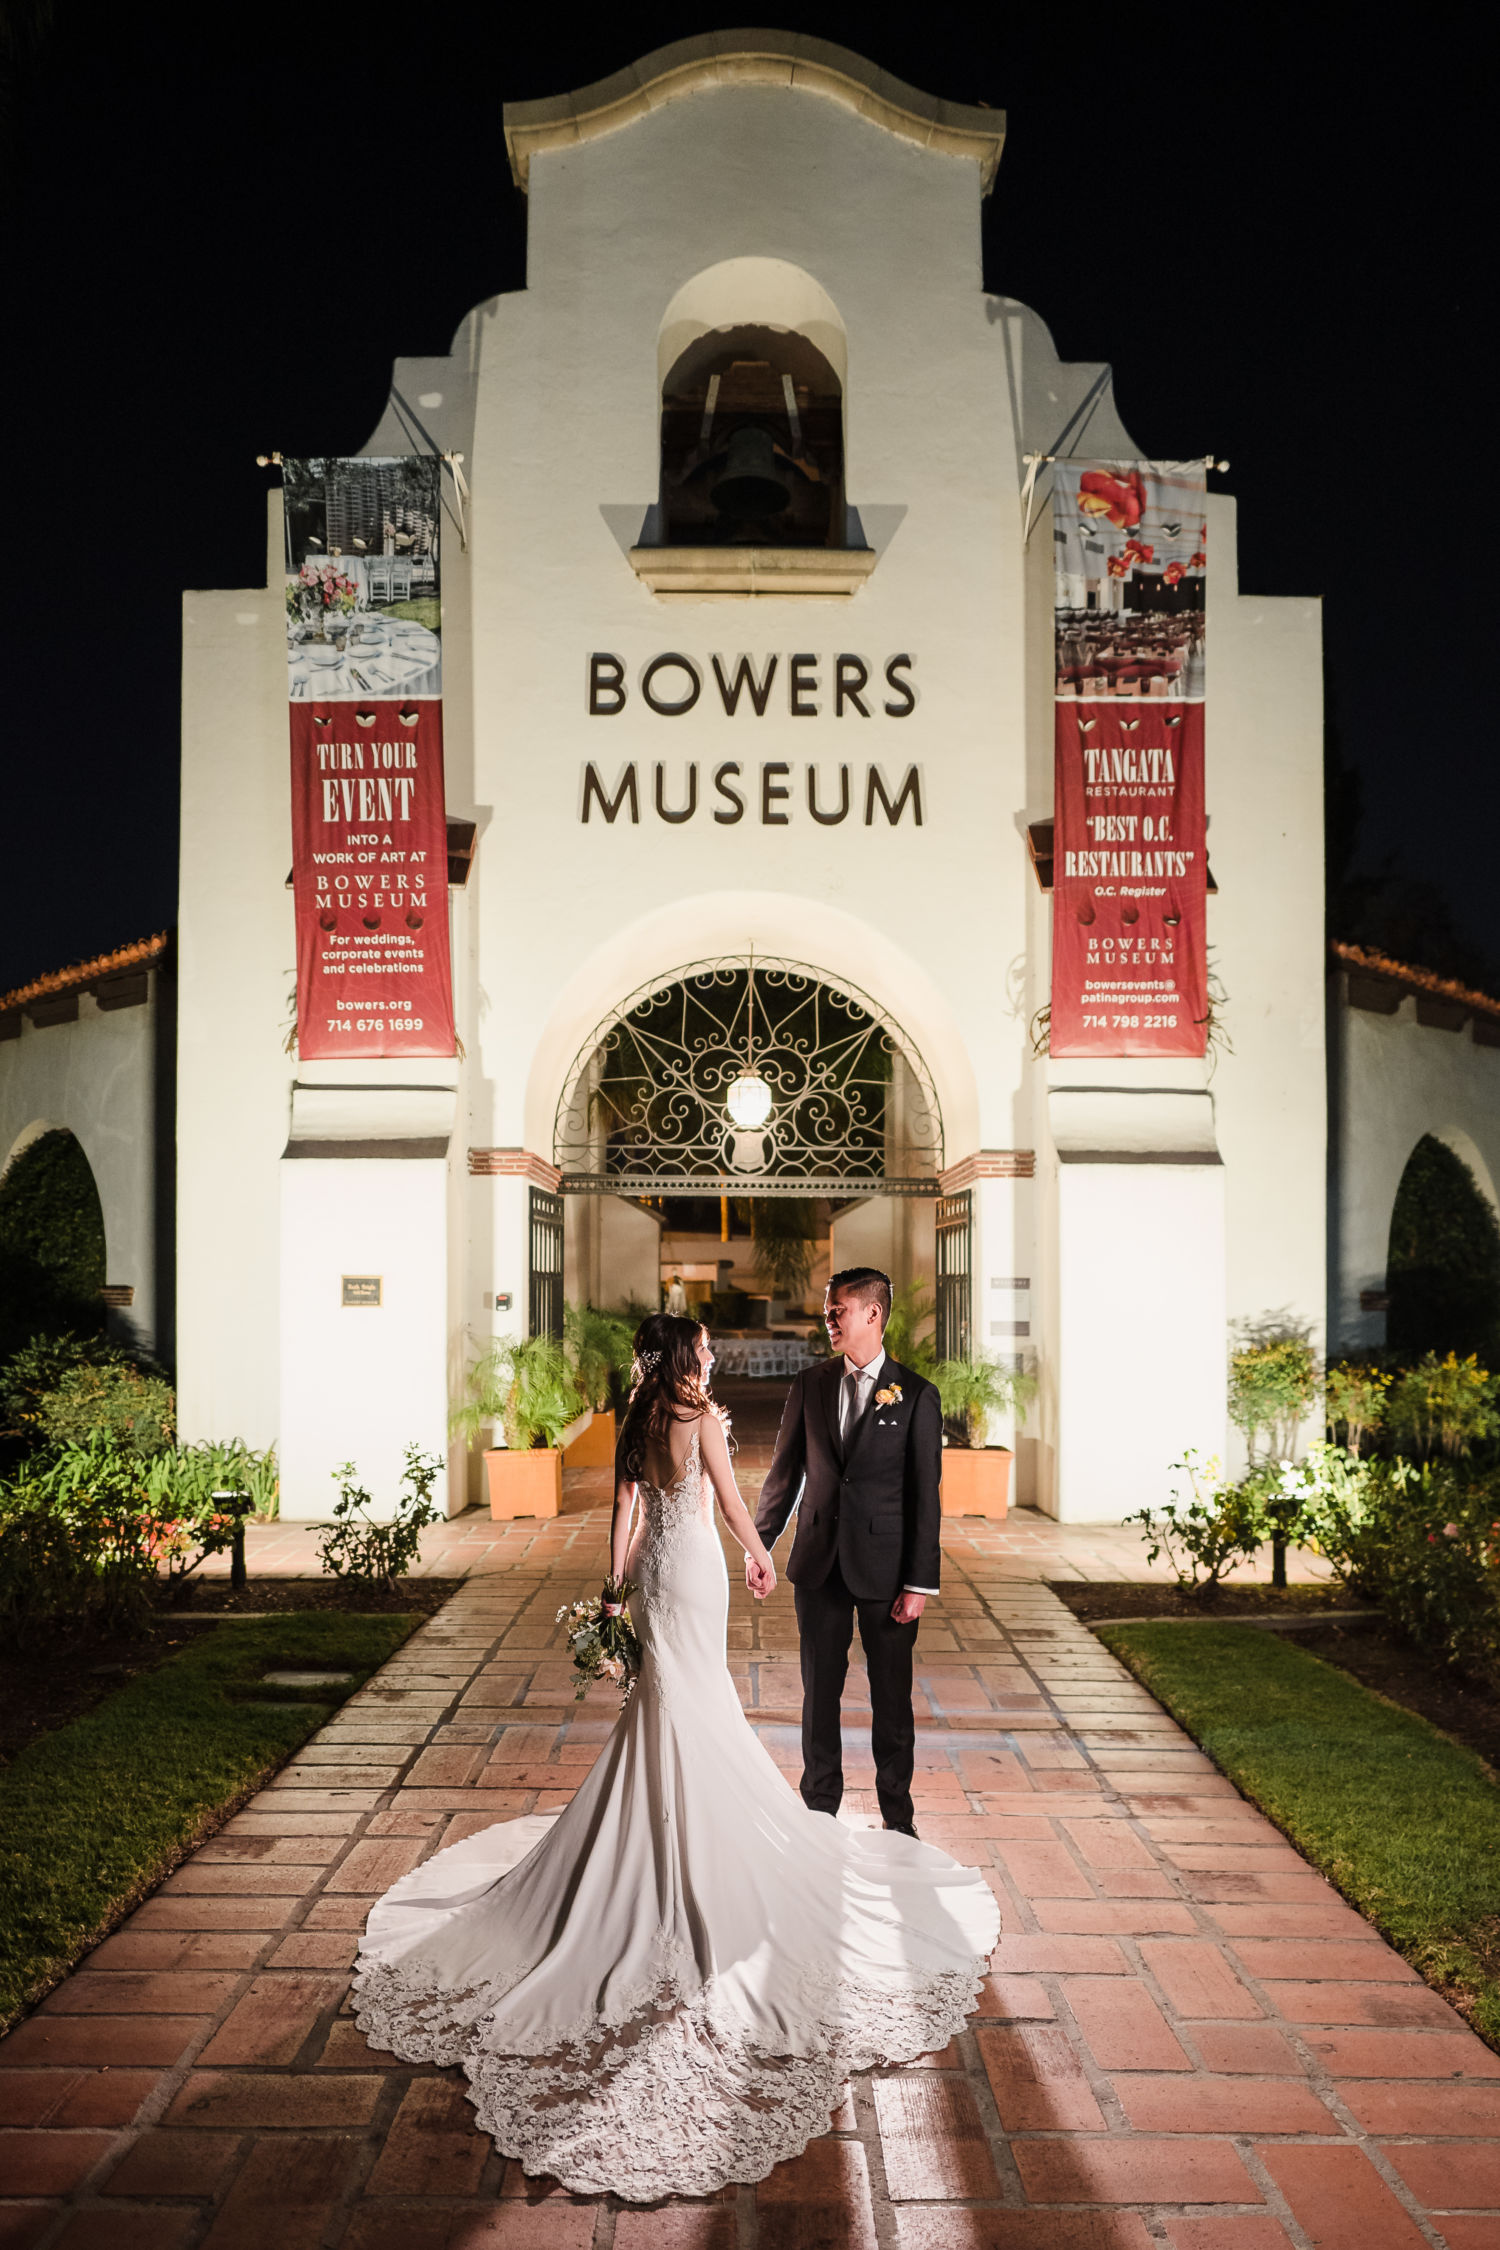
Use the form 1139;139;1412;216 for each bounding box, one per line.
0;1612;418;2031
1099;1622;1500;2046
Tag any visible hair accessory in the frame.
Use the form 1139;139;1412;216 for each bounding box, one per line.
636;1349;661;1371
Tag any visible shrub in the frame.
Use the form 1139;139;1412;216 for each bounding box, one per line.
1126;1450;1266;1597
1386;1352;1499;1461
1298;1442;1500;1686
0;1331;131;1446
1324;1361;1390;1456
0;1434;279;1637
317;1447;442;1588
35;1362;176;1454
1228;1329;1319;1466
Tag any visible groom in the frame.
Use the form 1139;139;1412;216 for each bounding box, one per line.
751;1267;941;1838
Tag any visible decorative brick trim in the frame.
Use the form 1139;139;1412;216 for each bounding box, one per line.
468;1148;563;1190
940;1150;1036;1192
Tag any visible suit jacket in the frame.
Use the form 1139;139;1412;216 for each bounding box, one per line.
754;1354;942;1601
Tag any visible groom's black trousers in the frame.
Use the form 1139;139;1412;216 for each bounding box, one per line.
794;1560;919;1830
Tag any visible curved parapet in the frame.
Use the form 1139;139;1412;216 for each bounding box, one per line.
503;31;1006;193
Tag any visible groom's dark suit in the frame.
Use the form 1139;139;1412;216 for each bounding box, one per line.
755;1353;941;1829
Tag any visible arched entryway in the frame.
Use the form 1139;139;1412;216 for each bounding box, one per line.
1386;1132;1500;1358
0;1125;108;1360
553;956;944;1349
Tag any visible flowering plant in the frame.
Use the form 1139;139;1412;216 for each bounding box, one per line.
556;1576;641;1704
295;561;359;617
1124;1450;1265;1596
875;1384;903;1408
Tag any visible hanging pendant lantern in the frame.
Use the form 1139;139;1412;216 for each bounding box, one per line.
725;1068;774;1129
725;952;775;1133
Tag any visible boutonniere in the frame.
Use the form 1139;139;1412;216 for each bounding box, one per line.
875;1384;903;1407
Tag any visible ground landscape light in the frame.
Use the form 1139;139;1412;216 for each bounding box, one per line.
726;1069;774;1130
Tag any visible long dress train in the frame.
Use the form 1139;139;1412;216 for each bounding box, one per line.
353;1432;1000;2201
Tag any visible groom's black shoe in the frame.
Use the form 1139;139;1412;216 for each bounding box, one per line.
884;1820;919;1839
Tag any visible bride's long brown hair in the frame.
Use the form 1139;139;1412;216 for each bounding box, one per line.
617;1313;714;1483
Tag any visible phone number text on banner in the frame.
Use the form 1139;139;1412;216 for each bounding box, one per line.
282;456;455;1061
1051;462;1208;1060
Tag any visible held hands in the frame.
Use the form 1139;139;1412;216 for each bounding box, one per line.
890;1590;927;1624
744;1551;777;1600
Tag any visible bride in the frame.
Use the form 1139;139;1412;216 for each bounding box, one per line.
354;1313;999;2201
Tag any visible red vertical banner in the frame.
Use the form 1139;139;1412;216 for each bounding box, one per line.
283;457;455;1061
1050;463;1208;1059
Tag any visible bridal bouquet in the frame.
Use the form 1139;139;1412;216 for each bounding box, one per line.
556;1577;641;1704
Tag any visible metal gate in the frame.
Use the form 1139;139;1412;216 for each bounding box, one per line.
935;1191;972;1364
528;1188;564;1340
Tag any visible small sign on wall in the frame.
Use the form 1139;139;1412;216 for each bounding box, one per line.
341;1275;382;1307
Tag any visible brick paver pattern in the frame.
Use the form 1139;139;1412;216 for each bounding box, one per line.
2;1468;1495;2247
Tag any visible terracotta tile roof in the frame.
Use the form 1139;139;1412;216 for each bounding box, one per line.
0;933;170;1015
1331;940;1500;1023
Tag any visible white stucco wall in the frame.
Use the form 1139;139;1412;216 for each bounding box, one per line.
279;1155;451;1518
1330;982;1500;1352
1199;505;1326;1359
177;561;290;1448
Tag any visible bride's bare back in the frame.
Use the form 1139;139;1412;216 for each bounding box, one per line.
621;1409;771;1592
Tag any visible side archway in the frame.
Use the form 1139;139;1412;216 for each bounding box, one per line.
0;1125;108;1359
1385;1132;1500;1358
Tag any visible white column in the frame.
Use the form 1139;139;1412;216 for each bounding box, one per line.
279;1152;452;1521
1048;1088;1227;1524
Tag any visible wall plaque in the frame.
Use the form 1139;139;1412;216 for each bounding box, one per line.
341;1275;382;1307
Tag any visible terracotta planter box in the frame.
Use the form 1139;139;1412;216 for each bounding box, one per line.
939;1445;1011;1519
484;1447;563;1519
562;1409;616;1469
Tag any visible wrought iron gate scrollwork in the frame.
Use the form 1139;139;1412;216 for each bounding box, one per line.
553;957;944;1196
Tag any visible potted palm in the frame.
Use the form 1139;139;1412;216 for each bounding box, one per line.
934;1355;1038;1519
560;1302;636;1468
452;1334;581;1518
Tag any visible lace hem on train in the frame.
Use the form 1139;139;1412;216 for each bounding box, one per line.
352;1948;989;2201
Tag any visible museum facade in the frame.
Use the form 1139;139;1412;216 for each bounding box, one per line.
173;38;1329;1517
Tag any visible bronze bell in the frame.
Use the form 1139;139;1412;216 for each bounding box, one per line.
709;427;790;522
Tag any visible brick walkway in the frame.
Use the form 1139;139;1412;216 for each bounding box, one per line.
3;1496;1497;2244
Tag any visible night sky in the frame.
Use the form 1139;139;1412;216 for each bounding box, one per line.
0;6;1485;994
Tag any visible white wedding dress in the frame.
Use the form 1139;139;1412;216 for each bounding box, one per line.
353;1431;1000;2201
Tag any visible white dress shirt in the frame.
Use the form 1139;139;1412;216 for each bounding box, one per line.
841;1347;937;1597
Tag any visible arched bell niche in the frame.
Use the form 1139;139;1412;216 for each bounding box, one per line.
655;258;849;550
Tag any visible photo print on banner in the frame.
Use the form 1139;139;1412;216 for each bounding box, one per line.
283;455;455;1060
1051;462;1208;1058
